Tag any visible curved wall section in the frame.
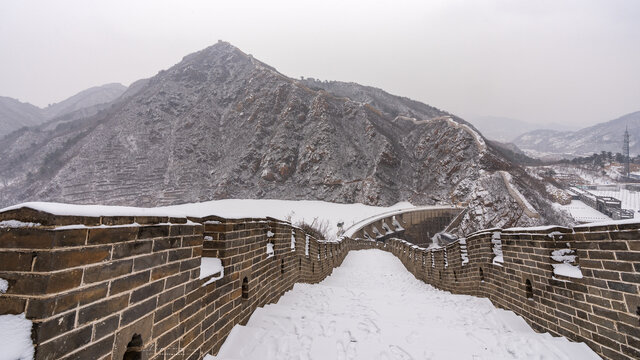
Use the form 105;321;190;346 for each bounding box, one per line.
347;206;462;246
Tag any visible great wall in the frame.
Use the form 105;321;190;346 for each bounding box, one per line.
0;205;639;360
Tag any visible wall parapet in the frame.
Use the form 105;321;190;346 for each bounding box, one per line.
0;208;370;360
381;223;640;360
1;206;639;360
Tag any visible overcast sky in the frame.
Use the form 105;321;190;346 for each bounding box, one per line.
1;0;638;128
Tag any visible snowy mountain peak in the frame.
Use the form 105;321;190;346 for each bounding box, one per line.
0;42;571;234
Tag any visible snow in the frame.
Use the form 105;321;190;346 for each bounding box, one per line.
305;235;310;256
200;257;223;279
574;217;640;228
550;249;583;279
290;230;296;251
0;220;41;228
266;243;274;258
491;232;504;266
1;200;416;241
504;225;565;232
551;249;575;263
0;313;34;360
53;223;142;230
0;278;8;293
391;216;404;231
547;231;565;239
560;200;610;223
552;263;584;279
210;250;599;360
459;238;469;266
200;257;224;286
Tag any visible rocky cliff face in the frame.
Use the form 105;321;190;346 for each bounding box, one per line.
0;41;571;233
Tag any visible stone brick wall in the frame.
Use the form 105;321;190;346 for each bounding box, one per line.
382;223;640;360
349;207;461;246
0;209;369;360
1;206;638;360
0;211;206;360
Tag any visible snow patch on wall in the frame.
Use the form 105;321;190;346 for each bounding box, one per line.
551;246;583;279
290;230;296;251
0;313;34;360
382;221;393;235
0;278;8;294
459;238;469;266
200;257;224;286
305;234;310;256
391;216;404;231
266;243;274;258
491;231;504;266
443;248;448;268
53;222;142;230
0;220;41;228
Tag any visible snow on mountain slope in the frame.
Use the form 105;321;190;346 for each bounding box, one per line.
0;42;571;234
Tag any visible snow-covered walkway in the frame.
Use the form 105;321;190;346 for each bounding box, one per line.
208;250;600;360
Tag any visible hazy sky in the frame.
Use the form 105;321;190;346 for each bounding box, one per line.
1;0;639;128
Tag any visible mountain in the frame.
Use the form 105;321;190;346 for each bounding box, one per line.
514;111;640;158
0;83;127;138
0;97;46;137
469;116;541;142
0;41;571;234
469;115;575;142
41;83;127;120
486;140;542;166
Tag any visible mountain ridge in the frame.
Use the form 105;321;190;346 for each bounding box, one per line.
0;83;127;138
0;41;571;234
514;111;640;158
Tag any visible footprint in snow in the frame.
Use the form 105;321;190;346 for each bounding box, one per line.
405;330;419;344
322;320;336;336
389;345;414;360
298;335;312;350
337;332;358;360
422;350;434;360
357;318;380;336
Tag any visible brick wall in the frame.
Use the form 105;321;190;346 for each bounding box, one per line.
349;207;461;246
0;209;373;360
1;206;638;360
382;223;640;360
